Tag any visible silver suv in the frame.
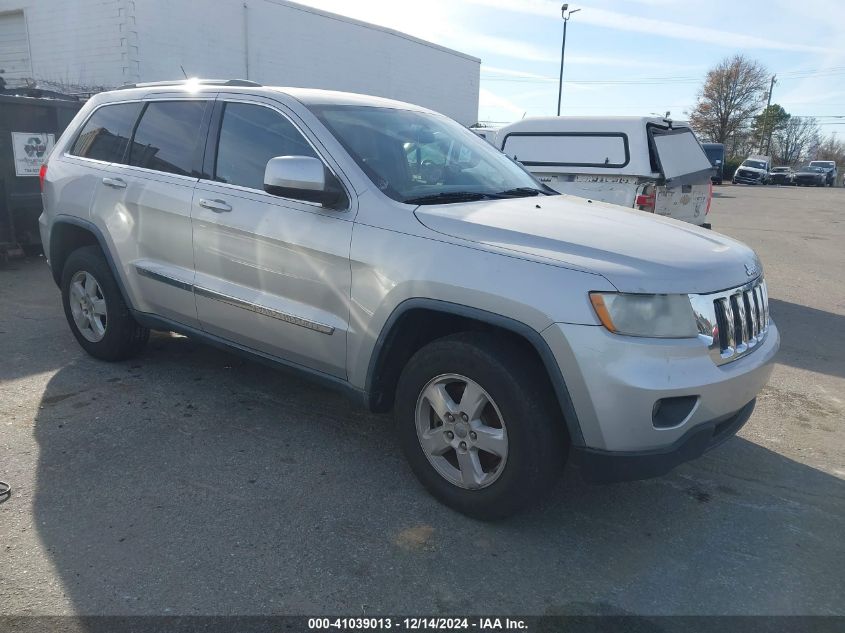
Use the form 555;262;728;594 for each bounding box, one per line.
39;80;779;518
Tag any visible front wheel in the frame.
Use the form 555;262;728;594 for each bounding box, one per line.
395;332;567;519
61;246;149;361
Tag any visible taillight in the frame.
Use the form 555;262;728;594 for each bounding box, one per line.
635;189;656;212
705;181;713;215
39;163;48;192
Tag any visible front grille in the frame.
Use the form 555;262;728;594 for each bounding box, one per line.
690;278;770;365
736;169;758;179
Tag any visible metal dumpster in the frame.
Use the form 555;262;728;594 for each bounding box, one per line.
0;91;83;258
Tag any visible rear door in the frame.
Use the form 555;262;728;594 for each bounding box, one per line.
648;126;713;225
191;97;353;378
94;95;212;328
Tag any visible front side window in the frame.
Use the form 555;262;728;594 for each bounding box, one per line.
128;101;206;176
308;105;544;204
69;102;140;163
215;102;317;190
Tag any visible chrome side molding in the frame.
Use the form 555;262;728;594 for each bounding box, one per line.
134;264;334;335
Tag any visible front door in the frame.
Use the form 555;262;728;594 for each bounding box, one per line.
191;98;353;379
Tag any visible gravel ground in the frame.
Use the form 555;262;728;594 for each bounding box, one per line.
1;184;843;616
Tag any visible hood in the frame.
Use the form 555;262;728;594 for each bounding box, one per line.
414;195;760;294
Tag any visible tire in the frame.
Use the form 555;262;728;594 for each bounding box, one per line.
61;245;149;361
395;332;567;520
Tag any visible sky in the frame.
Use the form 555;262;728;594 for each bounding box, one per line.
289;0;845;137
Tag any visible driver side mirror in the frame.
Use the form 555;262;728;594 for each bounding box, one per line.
264;156;346;208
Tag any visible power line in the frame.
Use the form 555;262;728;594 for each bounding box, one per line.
480;67;845;86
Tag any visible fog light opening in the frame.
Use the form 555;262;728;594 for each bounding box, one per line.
652;396;700;429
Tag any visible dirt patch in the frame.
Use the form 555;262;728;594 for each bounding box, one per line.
395;525;435;551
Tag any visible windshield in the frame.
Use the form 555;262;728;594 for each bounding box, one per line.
742;160;767;170
809;161;833;168
308;105;545;203
772;167;789;172
802;165;824;172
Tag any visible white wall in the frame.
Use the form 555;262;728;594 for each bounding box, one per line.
0;0;135;88
133;0;480;124
0;0;480;124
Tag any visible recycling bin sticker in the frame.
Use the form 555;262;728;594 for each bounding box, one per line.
11;132;56;177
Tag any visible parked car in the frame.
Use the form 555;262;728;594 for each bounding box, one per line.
768;166;794;185
470;126;498;145
793;164;828;186
732;155;771;185
702;142;725;185
39;80;779;518
493;116;714;228
808;160;837;186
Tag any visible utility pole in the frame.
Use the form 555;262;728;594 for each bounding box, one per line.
556;4;580;116
759;74;776;155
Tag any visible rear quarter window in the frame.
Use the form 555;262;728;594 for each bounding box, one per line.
502;133;629;168
69;102;141;163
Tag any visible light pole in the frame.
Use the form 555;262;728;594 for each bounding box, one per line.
557;4;580;116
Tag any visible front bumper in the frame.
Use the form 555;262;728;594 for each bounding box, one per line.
572;399;755;483
542;321;779;456
733;174;764;184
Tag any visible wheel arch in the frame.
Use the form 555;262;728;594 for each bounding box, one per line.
364;298;585;446
49;216;133;310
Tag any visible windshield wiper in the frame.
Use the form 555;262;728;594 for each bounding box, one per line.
403;191;504;205
495;187;550;197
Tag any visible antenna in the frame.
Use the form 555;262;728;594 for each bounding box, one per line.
180;65;188;79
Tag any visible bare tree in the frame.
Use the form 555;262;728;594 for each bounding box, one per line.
689;55;770;147
774;116;820;165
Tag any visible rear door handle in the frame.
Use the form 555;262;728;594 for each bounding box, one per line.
102;177;127;189
199;198;232;213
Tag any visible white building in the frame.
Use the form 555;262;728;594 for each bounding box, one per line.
0;0;480;124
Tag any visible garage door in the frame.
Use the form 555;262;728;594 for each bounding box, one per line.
0;11;32;85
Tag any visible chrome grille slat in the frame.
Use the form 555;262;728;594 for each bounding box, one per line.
689;276;770;366
733;294;747;351
718;298;734;354
755;287;764;334
745;290;758;342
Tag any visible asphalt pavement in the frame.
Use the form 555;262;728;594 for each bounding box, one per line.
1;184;843;616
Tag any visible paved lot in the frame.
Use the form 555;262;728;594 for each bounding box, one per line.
1;185;843;616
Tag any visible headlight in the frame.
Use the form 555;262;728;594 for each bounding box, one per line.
589;292;698;338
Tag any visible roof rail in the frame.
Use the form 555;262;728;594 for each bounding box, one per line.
117;78;262;90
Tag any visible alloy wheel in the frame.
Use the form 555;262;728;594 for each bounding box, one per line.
415;373;508;489
69;270;108;342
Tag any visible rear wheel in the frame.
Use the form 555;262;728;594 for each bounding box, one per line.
61;246;149;361
395;332;567;519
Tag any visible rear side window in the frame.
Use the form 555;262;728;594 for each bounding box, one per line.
69;103;140;162
214;102;317;190
128;101;206;176
502;133;629;168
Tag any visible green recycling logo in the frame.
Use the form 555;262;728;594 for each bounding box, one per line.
24;136;48;158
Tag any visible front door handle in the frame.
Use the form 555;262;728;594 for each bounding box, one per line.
199;198;232;213
102;177;127;189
